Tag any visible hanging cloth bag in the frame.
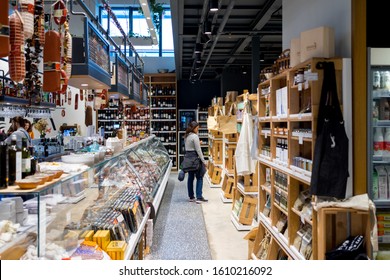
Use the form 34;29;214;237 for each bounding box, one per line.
217;102;237;134
207;107;221;131
235;99;256;175
310;61;349;199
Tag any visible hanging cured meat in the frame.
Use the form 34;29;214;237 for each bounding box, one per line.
35;0;45;46
62;29;72;78
52;0;67;26
9;12;25;83
9;11;24;46
43;30;61;92
0;0;10;57
20;0;35;40
9;46;26;83
57;69;68;94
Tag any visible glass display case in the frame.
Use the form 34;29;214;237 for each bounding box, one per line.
0;136;171;260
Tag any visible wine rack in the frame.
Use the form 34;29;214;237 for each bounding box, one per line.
144;73;178;170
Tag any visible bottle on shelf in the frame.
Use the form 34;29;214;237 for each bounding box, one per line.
374;127;385;157
22;138;31;178
8;134;22;185
0;137;7;189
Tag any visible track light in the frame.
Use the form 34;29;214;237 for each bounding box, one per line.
260;53;265;62
195;43;202;54
209;0;218;12
203;20;211;35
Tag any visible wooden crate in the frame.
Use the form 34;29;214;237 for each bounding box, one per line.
211;166;223;185
315;207;372;260
238;164;259;192
210;129;223;139
212;139;223;164
239;195;258;225
223;176;235;199
224;143;236;173
207;161;214;177
224;133;238;142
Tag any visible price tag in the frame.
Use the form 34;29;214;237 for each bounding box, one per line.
265;132;268;139
305;80;309;89
298;113;302;120
299;135;303;145
298;83;302;91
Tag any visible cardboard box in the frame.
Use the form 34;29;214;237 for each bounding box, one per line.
300;26;335;62
290;37;301;67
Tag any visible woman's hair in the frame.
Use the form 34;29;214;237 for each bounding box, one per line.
12;116;25;128
24;119;32;132
184;121;199;138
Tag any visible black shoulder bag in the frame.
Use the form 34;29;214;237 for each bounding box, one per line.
310;61;349;199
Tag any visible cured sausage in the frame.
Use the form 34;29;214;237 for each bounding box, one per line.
0;0;10;57
52;0;67;26
20;0;35;40
57;69;68;94
62;29;72;78
9;11;24;46
43;30;61;92
9;12;25;83
9;46;25;83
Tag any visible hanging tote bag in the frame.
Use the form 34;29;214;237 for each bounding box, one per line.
310;61;349;199
207;107;221;131
235;100;256;175
217;103;237;134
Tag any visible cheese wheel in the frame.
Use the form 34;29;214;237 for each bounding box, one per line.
20;0;35;40
0;0;10;57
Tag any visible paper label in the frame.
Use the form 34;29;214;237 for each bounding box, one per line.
299;136;303;145
16;152;22;181
298;83;302;91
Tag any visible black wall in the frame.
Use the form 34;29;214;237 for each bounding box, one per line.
367;1;390;47
177;67;252;111
177;79;221;110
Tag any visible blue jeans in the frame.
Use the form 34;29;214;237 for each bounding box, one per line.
187;170;203;199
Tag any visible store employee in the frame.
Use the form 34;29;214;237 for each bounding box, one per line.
5;116;31;147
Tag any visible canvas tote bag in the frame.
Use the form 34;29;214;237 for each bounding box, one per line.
207;107;221;131
217;102;237;134
235;101;256;175
310;61;349;199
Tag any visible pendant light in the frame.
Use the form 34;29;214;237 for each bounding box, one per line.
203;20;211;35
209;0;218;12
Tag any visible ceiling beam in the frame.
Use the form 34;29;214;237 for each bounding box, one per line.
226;0;282;65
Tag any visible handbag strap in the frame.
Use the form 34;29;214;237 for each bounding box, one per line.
316;61;344;135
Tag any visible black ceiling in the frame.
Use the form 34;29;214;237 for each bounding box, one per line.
170;0;283;81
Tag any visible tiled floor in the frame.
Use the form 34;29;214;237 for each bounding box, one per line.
146;172;248;260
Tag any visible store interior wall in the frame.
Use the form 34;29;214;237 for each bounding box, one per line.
367;1;390;47
221;67;253;95
282;0;352;59
178;80;221;110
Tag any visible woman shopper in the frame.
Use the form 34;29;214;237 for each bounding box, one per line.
184;121;208;203
24;119;35;139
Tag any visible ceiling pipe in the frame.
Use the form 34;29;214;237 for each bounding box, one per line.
199;0;235;79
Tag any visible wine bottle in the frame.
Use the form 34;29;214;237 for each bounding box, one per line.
22;138;31;178
8;135;22;185
0;138;7;189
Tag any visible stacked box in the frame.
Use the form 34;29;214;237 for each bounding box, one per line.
106;241;127;260
93;230;111;251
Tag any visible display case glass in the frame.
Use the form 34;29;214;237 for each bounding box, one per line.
0;136;170;260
